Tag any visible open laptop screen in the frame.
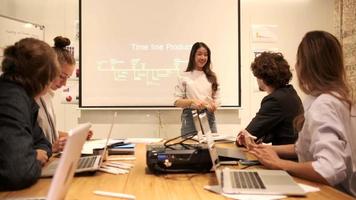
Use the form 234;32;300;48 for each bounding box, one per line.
193;111;211;143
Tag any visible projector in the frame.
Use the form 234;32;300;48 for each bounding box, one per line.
146;143;212;173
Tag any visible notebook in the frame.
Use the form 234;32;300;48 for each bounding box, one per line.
205;129;306;196
192;111;246;161
108;143;135;155
5;123;91;200
41;112;117;177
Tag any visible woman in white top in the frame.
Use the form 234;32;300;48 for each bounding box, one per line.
37;36;92;153
174;42;220;136
247;31;355;196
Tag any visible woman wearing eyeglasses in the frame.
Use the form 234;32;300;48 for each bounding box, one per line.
37;36;93;153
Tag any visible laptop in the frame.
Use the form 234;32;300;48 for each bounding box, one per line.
192;111;246;161
192;111;235;142
41;112;117;177
6;123;91;200
205;129;306;196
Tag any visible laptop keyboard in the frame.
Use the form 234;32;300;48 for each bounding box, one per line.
231;171;266;189
77;156;97;169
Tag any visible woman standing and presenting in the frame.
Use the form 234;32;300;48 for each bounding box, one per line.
248;31;355;196
174;42;220;136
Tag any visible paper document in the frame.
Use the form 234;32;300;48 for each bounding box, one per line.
203;183;320;199
204;185;286;200
193;133;236;142
298;183;320;193
124;138;163;144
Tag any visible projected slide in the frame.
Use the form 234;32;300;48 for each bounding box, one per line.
80;0;240;108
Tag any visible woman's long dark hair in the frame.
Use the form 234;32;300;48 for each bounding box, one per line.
185;42;218;93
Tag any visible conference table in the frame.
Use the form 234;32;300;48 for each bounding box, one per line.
0;143;354;200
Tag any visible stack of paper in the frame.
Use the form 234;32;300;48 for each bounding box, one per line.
124;138;163;144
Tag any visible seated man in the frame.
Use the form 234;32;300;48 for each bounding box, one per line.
237;52;303;146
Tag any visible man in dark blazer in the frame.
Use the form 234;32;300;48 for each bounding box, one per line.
237;52;303;146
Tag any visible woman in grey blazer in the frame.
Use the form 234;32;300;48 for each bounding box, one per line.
0;38;60;190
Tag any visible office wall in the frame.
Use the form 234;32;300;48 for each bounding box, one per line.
0;0;335;139
335;0;356;102
0;0;79;136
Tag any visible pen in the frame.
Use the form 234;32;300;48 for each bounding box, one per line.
104;163;131;169
94;190;136;199
255;136;265;144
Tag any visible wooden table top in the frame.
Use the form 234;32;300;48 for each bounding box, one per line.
0;143;354;200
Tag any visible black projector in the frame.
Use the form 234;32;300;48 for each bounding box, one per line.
146;143;212;173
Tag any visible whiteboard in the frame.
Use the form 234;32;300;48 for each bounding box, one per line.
80;0;241;108
0;15;45;64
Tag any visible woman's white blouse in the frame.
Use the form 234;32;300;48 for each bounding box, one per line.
295;94;354;195
36;90;58;144
174;70;220;105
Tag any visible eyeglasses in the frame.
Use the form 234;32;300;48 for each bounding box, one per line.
59;73;71;81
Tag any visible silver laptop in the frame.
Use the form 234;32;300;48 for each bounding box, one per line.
6;123;91;200
205;130;306;196
192;111;235;142
193;112;246;160
41;112;117;177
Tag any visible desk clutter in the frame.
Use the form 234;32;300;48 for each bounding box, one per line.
79;137;164;175
82;139;134;154
82;138;163;154
100;161;134;175
78;137;163;175
76;139;142;175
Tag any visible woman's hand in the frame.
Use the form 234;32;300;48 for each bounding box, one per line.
87;130;93;140
190;99;207;110
236;130;256;149
248;144;283;170
52;136;67;153
36;149;49;166
206;101;218;112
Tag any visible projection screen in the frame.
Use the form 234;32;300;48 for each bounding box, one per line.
80;0;240;108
